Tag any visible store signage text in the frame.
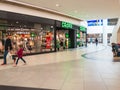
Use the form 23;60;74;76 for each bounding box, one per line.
80;26;86;31
62;21;72;29
17;32;30;34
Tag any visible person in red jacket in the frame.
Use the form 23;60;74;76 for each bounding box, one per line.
14;45;26;67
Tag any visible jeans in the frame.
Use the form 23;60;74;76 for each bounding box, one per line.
3;50;8;64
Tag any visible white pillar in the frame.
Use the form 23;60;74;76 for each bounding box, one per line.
103;19;108;46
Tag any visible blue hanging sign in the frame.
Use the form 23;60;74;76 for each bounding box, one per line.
87;19;103;26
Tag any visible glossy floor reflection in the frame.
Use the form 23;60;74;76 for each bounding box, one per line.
0;44;120;90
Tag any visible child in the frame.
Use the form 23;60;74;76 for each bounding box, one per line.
14;45;26;67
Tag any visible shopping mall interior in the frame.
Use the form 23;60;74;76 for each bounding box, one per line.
0;0;120;90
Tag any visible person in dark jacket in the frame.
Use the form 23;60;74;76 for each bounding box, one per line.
111;43;119;57
1;35;12;65
95;38;98;46
14;45;26;67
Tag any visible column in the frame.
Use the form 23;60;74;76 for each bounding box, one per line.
103;19;108;46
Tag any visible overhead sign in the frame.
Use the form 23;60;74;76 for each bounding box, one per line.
61;21;73;29
87;19;103;26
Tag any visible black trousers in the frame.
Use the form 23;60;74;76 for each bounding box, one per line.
16;57;26;65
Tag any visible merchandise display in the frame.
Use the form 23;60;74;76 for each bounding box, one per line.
0;22;55;57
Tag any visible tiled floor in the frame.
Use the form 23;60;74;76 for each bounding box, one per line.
0;44;120;90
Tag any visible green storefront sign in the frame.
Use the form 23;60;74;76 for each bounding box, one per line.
80;26;86;32
62;21;73;29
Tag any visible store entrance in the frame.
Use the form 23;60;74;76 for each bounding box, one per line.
56;30;70;51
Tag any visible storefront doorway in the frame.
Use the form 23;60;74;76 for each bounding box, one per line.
77;31;87;47
55;29;77;51
55;21;78;51
56;30;69;51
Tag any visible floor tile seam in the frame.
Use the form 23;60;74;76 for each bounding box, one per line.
1;74;57;90
58;65;74;90
0;46;91;71
83;71;108;90
99;71;109;90
81;70;85;90
1;53;81;69
0;57;86;72
0;45;107;71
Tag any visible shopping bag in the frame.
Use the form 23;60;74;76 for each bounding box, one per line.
6;52;12;61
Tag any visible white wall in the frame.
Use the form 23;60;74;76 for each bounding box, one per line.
87;26;103;34
106;26;115;33
111;18;120;43
87;26;114;34
80;21;87;27
118;28;120;43
0;2;80;25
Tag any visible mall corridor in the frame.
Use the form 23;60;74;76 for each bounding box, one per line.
0;44;120;90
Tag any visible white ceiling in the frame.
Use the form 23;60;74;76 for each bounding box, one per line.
8;0;120;20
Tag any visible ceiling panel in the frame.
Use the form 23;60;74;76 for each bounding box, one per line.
5;0;120;20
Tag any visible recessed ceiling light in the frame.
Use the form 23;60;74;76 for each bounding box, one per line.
51;26;53;28
16;21;19;23
56;4;60;7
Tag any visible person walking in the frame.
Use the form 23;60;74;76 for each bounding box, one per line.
95;38;98;46
1;34;12;65
14;45;26;67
